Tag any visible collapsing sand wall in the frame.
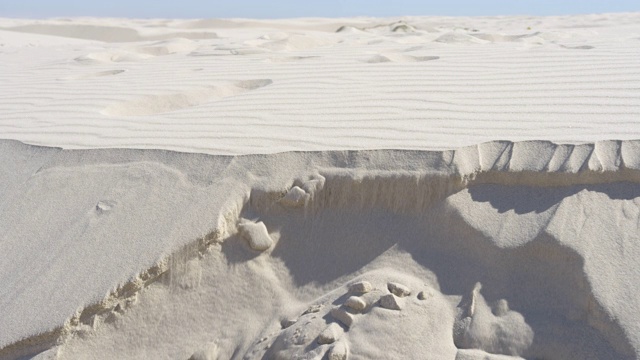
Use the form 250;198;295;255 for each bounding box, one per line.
1;140;640;359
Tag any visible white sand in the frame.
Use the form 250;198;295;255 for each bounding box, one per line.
1;14;640;154
0;14;639;360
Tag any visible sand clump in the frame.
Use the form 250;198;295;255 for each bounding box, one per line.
344;296;367;312
387;282;411;297
379;294;403;311
348;281;373;294
454;283;534;357
1;140;640;359
279;186;309;207
238;219;274;251
318;323;344;345
1;12;640;360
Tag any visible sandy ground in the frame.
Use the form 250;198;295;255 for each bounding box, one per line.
0;14;639;360
1;14;639;154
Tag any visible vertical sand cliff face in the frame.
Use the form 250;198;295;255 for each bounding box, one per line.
237;176;637;360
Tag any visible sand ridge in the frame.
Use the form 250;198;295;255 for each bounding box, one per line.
0;14;639;154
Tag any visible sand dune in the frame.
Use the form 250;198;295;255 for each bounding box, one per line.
1;13;640;360
1;23;218;42
1;14;639;154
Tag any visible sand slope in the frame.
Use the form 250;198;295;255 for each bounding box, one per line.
0;14;639;154
1;13;640;360
1;140;640;359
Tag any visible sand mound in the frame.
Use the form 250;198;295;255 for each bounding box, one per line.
60;69;126;80
257;33;336;51
250;269;456;359
134;38;199;56
3;24;143;42
74;38;200;65
74;50;154;64
265;55;319;63
2;23;218;42
470;32;546;44
434;32;490;44
102;79;272;116
363;54;440;63
336;21;417;34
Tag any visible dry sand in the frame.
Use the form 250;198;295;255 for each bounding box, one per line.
1;14;640;154
0;14;639;360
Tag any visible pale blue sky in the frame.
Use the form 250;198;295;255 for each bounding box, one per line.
1;0;638;19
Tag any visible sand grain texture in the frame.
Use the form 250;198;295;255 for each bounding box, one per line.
1;14;640;154
0;14;639;360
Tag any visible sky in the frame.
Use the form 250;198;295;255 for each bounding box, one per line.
1;0;638;19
